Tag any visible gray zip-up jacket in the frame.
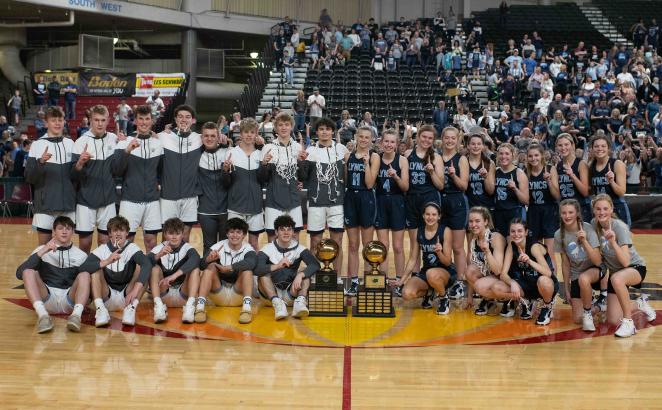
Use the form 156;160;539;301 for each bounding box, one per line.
24;135;76;213
158;129;202;200
258;139;303;211
255;240;320;287
198;146;231;215
71;131;118;208
16;243;88;289
80;241;151;290
226;145;264;215
113;134;163;203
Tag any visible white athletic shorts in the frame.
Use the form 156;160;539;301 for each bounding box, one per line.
119;200;162;233
209;282;244;307
33;211;76;232
160;285;187;307
264;206;303;232
75;203;116;234
43;286;74;314
227;210;265;233
160;197;198;224
105;286;127;312
307;205;344;233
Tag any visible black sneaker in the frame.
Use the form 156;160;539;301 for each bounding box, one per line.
499;300;515;317
345;280;359;296
593;293;607;313
436;296;450;315
535;302;553;325
421;289;434;309
447;281;465;300
520;299;533;320
474;299;492;316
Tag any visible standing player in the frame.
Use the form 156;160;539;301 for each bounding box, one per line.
344;126;381;295
72;104;118;253
258;112;306;241
225;118;265;251
589;134;630;225
197;218;257;324
159;105;202;242
298;117;349;281
114;105;163;252
555;133;591;222
149;218;202;324
82;215;151;327
25;107;76;245
197;121;230;254
592;194;656;337
375;129;409;283
465;130;495;210
256;215;321;320
400;203;457;315
554;199;603;331
493;143;529;238
439;126;470;300
15;216;90;333
525;144;560;270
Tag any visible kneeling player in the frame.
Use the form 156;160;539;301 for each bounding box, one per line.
149;218;201;324
256;215;321;320
82;216;151;327
197;218;257;324
16;216;90;333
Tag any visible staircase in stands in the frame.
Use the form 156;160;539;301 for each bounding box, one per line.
578;5;633;48
257;61;308;117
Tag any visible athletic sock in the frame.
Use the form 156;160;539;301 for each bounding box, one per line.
94;298;104;309
584;307;592;313
33;301;48;318
600;289;607;298
154;297;164;307
72;303;84;317
351;277;359;284
270;296;279;302
196;296;206;307
130;299;139;308
242;297;252;310
186;297;195;307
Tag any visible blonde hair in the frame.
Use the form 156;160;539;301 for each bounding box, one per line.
468;206;494;230
441;126;460;152
558;199;583;250
274;112;294;125
525;143;547;178
354;126;374;150
239;118;258;133
591;193;618;238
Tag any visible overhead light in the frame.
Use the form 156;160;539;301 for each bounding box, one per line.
44;69;51;73
250;52;258;59
113;37;119;45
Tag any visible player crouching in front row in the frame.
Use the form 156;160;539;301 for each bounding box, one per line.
16;216;90;333
82;215;151;327
150;218;201;324
256;215;321;320
197;218;257;324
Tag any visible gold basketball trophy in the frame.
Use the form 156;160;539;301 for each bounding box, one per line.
308;238;347;316
353;241;395;317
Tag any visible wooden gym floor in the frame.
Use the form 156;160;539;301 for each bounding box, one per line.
1;220;661;409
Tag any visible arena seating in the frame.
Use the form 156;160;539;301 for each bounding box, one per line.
593;0;662;41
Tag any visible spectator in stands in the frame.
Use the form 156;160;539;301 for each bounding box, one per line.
146;90;165;119
273;28;286;71
34;111;47;136
258;112;274;142
47;76;60;108
637;76;657;105
536;90;552;115
115;97;132;135
385;25;398;46
501;74;516;104
337;110;356;144
632;19;647;49
292;90;307;133
358;111;378;140
10;139;31;177
319;9;332;29
76;116;89;140
613;44;631;72
216;114;229;136
62;77;78;120
283;50;295;87
33;75;46;109
7;89;22;126
405;40;419;67
229;112;242;141
432;100;449;134
446;7;457;37
307;87;325;127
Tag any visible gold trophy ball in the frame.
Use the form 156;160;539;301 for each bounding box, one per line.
362;241;388;265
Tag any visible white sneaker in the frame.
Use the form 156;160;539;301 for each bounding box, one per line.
153;303;168;323
292;296;309;319
614;318;636;338
636;295;657;322
122;305;136;326
182;303;195;324
582;310;596;332
95;306;110;327
272;297;289;320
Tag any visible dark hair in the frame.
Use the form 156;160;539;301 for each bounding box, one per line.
174;104;196;118
135;105;152;117
201;121;219;132
315;117;336;132
274;215;296;231
107;215;130;233
53;216;74;230
226;217;249;234
509;217;527;229
162;218;185;234
46;106;64;119
423;201;442;215
468;134;492;170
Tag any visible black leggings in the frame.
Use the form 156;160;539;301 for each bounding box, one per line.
198;213;228;253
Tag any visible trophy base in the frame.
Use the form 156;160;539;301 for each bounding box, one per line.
352;287;395;318
308;285;347;317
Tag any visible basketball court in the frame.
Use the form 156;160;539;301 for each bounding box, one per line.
1;220;661;409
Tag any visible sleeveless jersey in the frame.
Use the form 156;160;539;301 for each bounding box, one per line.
470;230;494;276
408;150;435;195
528;167;555;207
509;240;554;279
442;153;463;194
495;167;521;210
557;157;585;202
347;152;370;190
376;154;403;195
590;157;621;200
418;224;450;269
467;161;495;208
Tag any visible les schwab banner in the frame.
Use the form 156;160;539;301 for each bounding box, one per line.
134;73;186;97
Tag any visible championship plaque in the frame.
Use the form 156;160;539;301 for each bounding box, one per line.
308;239;347;316
353;241;395;317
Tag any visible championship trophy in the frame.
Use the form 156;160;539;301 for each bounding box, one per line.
353;241;395;317
308;238;347;316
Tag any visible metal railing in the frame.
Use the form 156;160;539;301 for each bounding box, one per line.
154;73;190;133
237;32;275;118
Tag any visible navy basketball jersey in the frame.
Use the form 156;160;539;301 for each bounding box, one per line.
418;224;449;268
377;154;403;195
347;152;369;190
495;167;520;210
528;167;555;206
557;157;584;201
590;158;620;199
442;153;463;194
509;240;554;279
467;161;495;208
408;150;435;194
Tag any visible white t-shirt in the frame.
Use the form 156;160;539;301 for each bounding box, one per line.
307;94;325;118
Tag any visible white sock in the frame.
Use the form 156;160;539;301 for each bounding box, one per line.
186;296;195;307
242;297;252;311
130;299;139;308
72;304;84;317
33;301;48;318
154;297;164;307
94;298;104;309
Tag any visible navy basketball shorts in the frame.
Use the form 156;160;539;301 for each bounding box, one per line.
375;194;406;231
527;204;559;241
492;206;525;237
414;264;458;289
344;189;377;228
405;190;441;229
441;192;469;230
514;273;559;300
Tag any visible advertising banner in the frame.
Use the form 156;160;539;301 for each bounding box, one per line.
134;73;186;97
79;71;135;96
